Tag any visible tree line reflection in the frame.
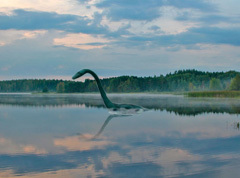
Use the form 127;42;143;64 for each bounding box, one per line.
0;94;240;116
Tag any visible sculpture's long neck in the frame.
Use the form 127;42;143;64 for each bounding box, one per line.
83;69;115;108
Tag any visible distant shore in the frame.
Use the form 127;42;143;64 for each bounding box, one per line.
1;91;240;98
187;91;240;98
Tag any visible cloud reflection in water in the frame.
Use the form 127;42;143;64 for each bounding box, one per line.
0;94;240;177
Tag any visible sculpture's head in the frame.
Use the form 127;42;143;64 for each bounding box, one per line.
72;70;86;79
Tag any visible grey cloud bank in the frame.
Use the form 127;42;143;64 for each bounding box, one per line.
124;27;240;47
0;0;239;79
96;0;215;21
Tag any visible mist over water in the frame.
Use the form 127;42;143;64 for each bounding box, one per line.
0;93;240;178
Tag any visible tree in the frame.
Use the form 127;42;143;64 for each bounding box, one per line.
0;70;240;92
209;78;222;90
188;82;194;91
230;74;240;90
42;86;49;93
56;82;65;93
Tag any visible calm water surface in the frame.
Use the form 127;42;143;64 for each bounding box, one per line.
0;93;240;178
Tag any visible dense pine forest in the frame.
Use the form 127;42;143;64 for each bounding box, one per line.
0;70;240;93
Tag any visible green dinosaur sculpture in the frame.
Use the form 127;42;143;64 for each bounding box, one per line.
72;69;145;114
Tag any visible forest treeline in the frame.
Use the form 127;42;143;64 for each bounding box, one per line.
0;69;240;93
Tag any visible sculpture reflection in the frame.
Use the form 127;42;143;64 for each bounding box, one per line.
79;114;131;140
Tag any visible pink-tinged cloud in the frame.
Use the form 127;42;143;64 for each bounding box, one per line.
54;33;110;50
0;137;47;155
54;134;114;151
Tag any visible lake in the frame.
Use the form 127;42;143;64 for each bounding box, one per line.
0;93;240;178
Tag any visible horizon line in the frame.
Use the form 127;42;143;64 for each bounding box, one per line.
0;69;239;82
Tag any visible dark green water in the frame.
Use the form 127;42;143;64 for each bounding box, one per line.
0;93;240;178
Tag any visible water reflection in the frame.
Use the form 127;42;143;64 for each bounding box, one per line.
0;94;240;177
232;122;240;130
1;93;240;115
79;114;131;140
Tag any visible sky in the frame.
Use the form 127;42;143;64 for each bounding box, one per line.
0;0;240;80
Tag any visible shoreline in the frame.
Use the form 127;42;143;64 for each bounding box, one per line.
0;91;240;98
187;91;240;98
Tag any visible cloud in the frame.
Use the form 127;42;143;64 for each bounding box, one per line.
0;167;104;178
0;29;46;46
149;25;161;31
54;33;111;50
54;134;114;151
168;0;215;11
199;15;230;24
0;27;239;79
184;27;240;46
175;13;239;26
1;66;11;71
0;137;46;155
0;9;76;30
0;42;5;46
96;0;215;21
117;27;240;48
0;0;239;79
0;9;109;35
0;0;99;17
97;1;162;21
